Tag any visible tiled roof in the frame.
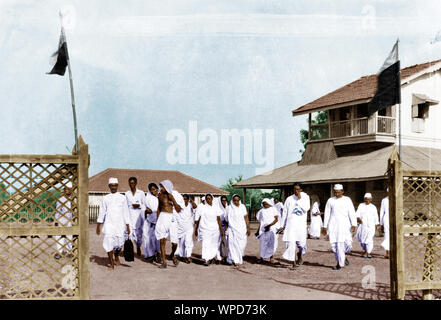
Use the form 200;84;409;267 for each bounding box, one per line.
89;168;228;195
292;59;441;115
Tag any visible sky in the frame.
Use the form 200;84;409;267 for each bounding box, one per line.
1;0;441;188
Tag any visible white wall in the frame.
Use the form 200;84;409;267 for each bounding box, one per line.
399;70;441;149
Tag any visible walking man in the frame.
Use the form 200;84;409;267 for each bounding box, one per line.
322;184;357;270
156;180;183;268
125;177;146;256
96;178;130;270
280;182;310;269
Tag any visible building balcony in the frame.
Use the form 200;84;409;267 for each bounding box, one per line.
309;115;396;146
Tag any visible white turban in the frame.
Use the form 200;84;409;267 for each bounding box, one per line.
364;193;372;199
160;180;174;194
334;184;343;190
108;177;118;184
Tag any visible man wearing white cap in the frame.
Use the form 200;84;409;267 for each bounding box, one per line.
355;193;379;258
54;182;74;259
156;179;184;268
380;188;390;259
279;182;310;269
125;177;146;257
322;184;357;270
96;178;130;270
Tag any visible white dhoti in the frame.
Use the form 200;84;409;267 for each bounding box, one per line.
331;241;352;267
55;235;73;253
176;228;194;258
226;229;247;265
381;226;390;251
259;231;278;259
127;210;143;247
143;221;160;258
155;213;178;243
309;216;323;238
356;226;375;254
199;230;221;261
282;240;306;261
103;235;125;253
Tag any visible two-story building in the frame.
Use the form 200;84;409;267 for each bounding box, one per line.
235;59;441;210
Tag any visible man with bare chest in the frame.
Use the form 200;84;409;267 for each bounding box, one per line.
155;179;184;269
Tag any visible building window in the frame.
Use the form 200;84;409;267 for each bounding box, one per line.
412;103;429;119
356;103;369;118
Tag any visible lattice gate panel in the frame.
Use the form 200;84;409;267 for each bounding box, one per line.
0;141;89;300
0;235;79;299
402;175;441;289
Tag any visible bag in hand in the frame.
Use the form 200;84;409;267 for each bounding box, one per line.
123;239;134;262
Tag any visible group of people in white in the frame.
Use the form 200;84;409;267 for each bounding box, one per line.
93;177;390;271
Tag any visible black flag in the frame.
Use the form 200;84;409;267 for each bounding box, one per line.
368;41;401;116
47;28;68;76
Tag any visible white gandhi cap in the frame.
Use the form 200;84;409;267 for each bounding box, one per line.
334;184;343;190
108;177;118;184
364;193;372;199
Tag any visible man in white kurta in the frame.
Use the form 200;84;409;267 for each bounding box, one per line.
55;182;74;259
380;190;390;259
256;198;280;264
225;194;250;267
323;184;357;270
174;194;195;263
143;183;160;262
280;183;310;268
125;177;146;257
355;193;379;258
96;178;130;270
308;199;323;239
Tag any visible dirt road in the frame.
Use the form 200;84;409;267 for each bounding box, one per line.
89;224;437;300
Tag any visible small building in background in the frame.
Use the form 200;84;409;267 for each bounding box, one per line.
235;59;441;210
89;168;228;206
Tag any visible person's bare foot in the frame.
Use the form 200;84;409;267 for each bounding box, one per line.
115;255;121;266
185;258;192;264
172;256;179;266
107;265;114;270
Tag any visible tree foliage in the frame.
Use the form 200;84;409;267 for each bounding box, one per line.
299;110;328;154
220;175;282;210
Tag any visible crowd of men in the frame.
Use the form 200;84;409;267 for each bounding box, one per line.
91;177;390;271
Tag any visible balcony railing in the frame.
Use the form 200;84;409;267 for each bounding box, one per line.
310;116;395;141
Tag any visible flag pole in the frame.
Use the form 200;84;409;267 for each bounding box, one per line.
397;38;401;160
60;14;79;154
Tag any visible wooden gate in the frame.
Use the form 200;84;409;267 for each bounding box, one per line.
388;148;441;300
0;137;90;299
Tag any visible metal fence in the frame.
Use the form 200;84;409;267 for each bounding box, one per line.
89;205;99;223
0;137;90;300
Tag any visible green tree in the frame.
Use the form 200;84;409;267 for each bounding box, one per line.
0;183;9;204
299;110;328;154
221;175;281;210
